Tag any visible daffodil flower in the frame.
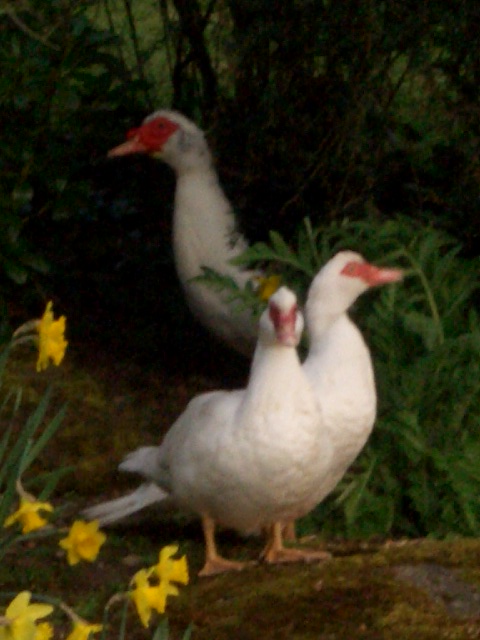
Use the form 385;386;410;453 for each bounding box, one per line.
64;620;103;640
4;498;53;534
58;520;106;566
0;591;53;640
129;545;189;627
130;569;159;627
36;301;68;371
256;275;281;301
130;569;178;627
12;301;68;372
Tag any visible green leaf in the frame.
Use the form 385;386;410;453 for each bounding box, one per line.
152;619;170;640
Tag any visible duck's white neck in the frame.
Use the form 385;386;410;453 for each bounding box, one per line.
305;313;369;368
170;150;258;354
173;165;251;286
240;343;308;419
303;311;376;464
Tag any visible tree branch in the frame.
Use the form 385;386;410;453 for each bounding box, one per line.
4;3;60;50
171;0;218;108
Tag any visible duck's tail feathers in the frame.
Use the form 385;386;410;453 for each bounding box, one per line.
82;482;169;526
119;446;161;479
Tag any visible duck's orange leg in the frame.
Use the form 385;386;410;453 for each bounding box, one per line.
198;515;255;577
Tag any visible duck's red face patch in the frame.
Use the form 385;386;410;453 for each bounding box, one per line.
108;117;180;157
127;117;180;151
269;303;298;346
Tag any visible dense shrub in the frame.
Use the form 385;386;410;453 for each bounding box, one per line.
0;1;147;330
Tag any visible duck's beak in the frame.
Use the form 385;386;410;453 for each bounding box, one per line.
364;264;404;287
108;137;148;157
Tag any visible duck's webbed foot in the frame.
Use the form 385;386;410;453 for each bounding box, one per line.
260;522;331;565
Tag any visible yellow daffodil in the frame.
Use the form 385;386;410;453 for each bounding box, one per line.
58;520;106;566
130;569;178;628
129;545;189;627
4;498;53;534
34;622;53;640
130;569;157;627
256;275;281;301
0;592;53;640
151;544;189;586
64;621;103;640
36;301;68;372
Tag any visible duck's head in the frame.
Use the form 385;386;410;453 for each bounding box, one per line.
306;250;403;329
108;110;210;172
259;286;303;348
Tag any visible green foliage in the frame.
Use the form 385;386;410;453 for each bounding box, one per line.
231;216;480;538
195;267;264;319
0;351;68;559
1;0;479;351
152;618;193;640
0;1;146;319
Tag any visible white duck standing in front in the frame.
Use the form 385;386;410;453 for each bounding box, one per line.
108;110;260;356
88;287;333;577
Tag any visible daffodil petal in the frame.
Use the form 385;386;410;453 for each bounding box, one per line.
6;591;32;617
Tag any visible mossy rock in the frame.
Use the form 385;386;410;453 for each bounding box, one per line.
2;531;480;639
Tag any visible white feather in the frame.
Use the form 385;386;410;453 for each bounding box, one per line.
83;483;171;526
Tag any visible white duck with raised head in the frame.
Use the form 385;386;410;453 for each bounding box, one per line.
109;110;259;355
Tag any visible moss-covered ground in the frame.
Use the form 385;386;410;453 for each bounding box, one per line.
1;345;480;639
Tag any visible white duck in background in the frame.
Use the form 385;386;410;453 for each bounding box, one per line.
108;110;260;356
86;287;333;577
84;252;403;554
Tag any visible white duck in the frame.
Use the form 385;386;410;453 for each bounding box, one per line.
87;287;333;577
108;110;259;356
294;250;403;534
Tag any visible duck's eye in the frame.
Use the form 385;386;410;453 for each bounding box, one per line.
342;262;358;276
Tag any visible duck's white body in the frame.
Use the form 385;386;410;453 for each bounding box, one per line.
304;312;375;500
127;337;329;535
173;165;256;354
